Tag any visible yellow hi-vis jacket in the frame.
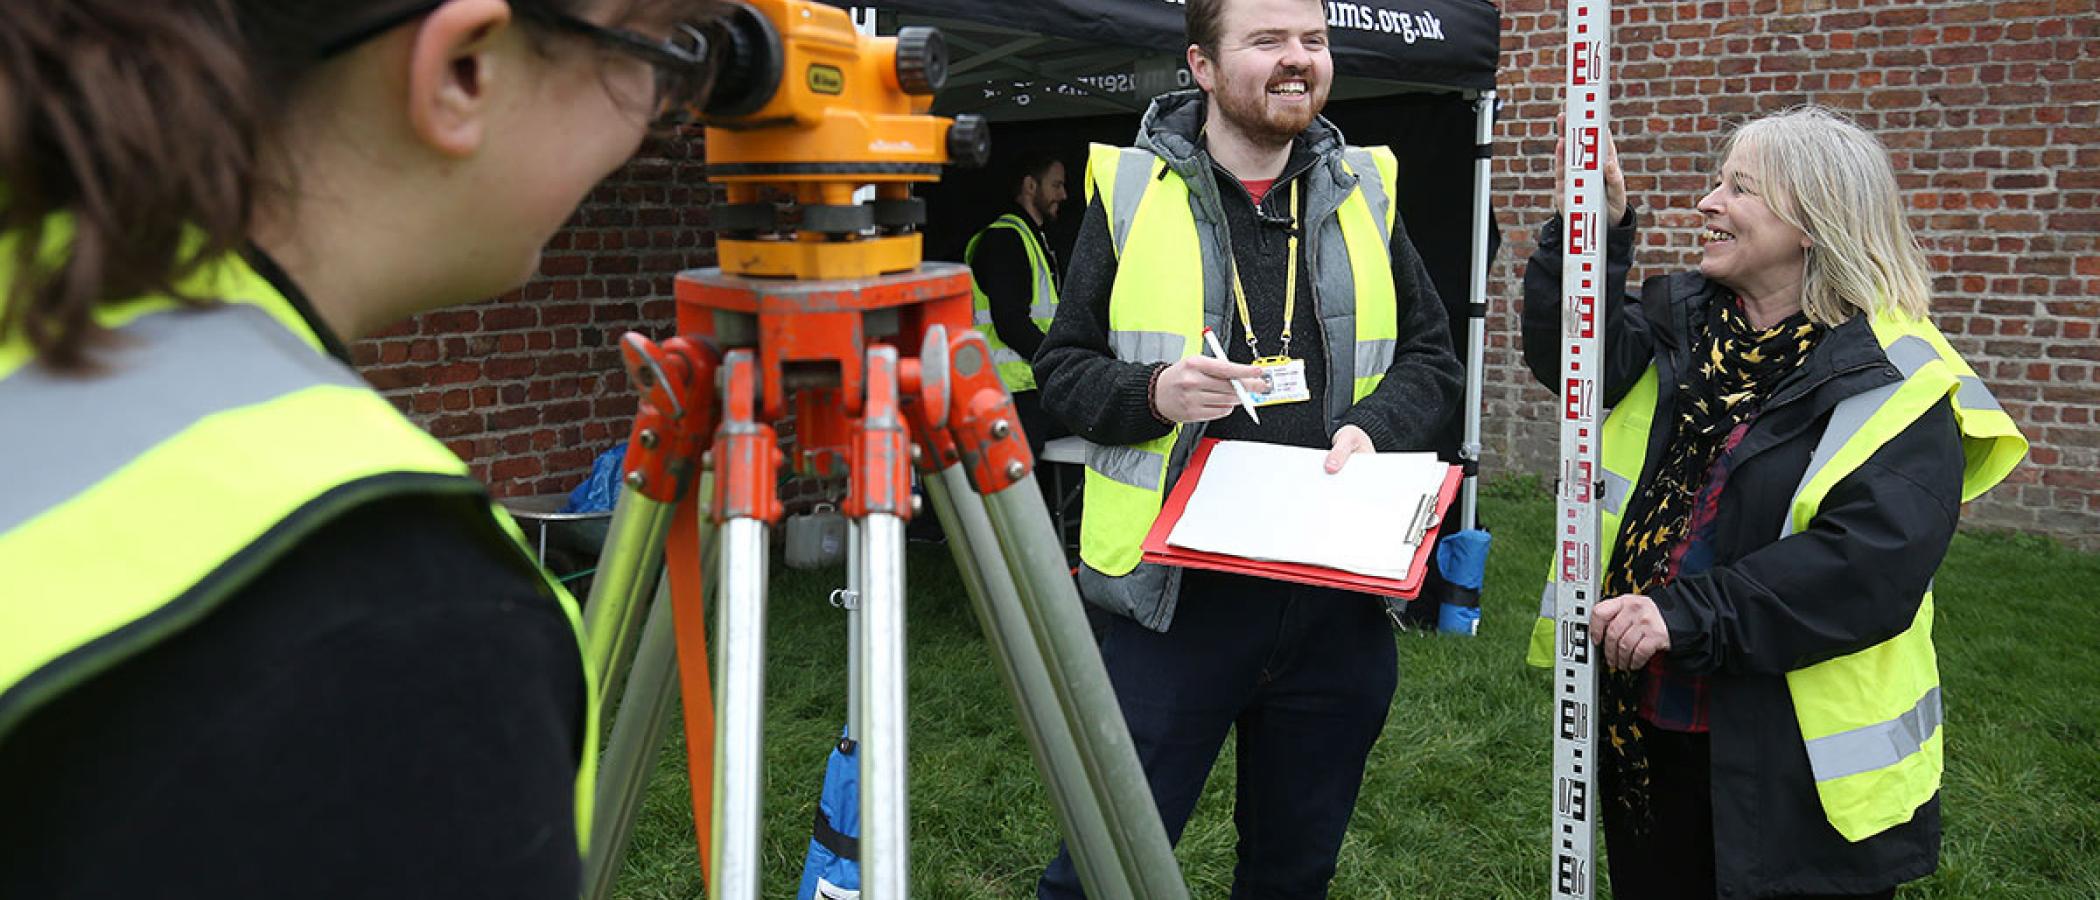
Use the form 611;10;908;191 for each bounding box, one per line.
1528;308;2026;843
965;212;1060;392
0;252;599;851
1077;140;1401;628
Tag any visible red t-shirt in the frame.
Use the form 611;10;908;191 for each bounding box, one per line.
1242;178;1276;205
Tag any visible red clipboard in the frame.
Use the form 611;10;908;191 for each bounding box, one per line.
1140;438;1463;599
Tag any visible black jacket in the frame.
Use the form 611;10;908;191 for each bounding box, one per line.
970;202;1060;365
1523;210;1965;898
0;492;586;898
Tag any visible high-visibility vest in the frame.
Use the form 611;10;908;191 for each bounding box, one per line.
1078;142;1402;608
0;252;600;851
1525;308;2027;842
965;213;1060;392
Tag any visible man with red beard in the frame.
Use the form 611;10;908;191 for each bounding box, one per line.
1032;0;1460;894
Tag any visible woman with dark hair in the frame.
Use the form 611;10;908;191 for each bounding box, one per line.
1523;107;2028;899
0;1;725;895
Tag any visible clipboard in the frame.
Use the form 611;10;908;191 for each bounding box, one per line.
1140;438;1463;599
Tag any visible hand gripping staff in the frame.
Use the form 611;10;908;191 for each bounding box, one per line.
1551;2;1612;898
571;2;1189;898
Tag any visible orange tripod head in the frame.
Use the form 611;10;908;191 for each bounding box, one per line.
688;0;990;280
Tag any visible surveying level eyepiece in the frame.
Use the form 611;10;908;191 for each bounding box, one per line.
696;2;786;121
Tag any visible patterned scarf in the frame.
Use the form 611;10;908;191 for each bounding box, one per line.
1601;296;1822;830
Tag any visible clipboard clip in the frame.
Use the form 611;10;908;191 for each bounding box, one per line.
1403;494;1438;546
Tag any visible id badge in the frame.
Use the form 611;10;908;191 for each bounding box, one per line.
1249;356;1311;407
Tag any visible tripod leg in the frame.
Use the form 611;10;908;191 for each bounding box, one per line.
925;325;1186;898
582;568;688;900
710;515;769;898
849;345;913;898
708;351;782;900
920;466;1130;899
584;475;719;900
845;520;862;741
582;488;674;709
855;509;909;898
976;476;1185;894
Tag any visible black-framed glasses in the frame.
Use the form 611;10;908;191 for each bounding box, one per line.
320;2;722;125
531;11;719;125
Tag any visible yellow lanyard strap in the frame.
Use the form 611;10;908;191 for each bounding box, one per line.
1228;179;1299;360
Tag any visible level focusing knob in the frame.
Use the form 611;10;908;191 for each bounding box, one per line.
946;114;990;168
894;27;946;95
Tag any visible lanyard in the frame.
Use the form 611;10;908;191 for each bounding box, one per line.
1227;179;1299;361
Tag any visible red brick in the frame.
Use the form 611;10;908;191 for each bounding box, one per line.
491;457;543;482
428;414;480;439
427;362;481;386
482;306;538;330
485;357;537;380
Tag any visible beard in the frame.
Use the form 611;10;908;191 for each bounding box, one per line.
1033;190;1060;224
1213;70;1328;146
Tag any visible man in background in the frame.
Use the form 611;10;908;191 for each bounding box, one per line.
965;149;1070;453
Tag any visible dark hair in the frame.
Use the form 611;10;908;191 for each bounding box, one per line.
1186;0;1322;62
0;0;662;372
1008;149;1064;196
1186;0;1229;61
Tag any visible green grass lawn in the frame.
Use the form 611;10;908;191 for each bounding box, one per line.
609;478;2100;898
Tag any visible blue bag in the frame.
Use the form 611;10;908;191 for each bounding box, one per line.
797;732;861;899
559;445;627;514
1434;528;1493;636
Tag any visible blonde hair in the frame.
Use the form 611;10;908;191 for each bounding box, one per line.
1718;106;1934;325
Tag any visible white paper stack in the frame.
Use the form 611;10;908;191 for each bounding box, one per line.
1165;441;1449;579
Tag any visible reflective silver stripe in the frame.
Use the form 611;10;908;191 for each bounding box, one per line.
1804;686;1942;782
973;309;996;326
1956;376;2001;413
1008;217;1060;315
1539;582;1556;618
1353;339;1395;380
1109;148;1156;258
1109;330;1185;364
0;304;361;534
1783;331;1947;538
1342;148;1393;245
1086;441;1165;492
1601;469;1633;517
1785;380;1901;538
1885;335;1937;377
989;347;1028;367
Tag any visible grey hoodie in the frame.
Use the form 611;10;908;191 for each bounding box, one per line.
1034;90;1462;630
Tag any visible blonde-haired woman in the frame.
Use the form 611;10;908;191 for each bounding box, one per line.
1521;106;2026;899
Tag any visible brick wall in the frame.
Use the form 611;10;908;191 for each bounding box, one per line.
1490;0;2100;547
351;132;712;501
366;1;2100;546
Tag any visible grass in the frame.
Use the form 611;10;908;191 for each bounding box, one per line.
608;477;2100;898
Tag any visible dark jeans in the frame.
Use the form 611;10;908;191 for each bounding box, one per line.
1038;571;1399;899
1602;728;1897;900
